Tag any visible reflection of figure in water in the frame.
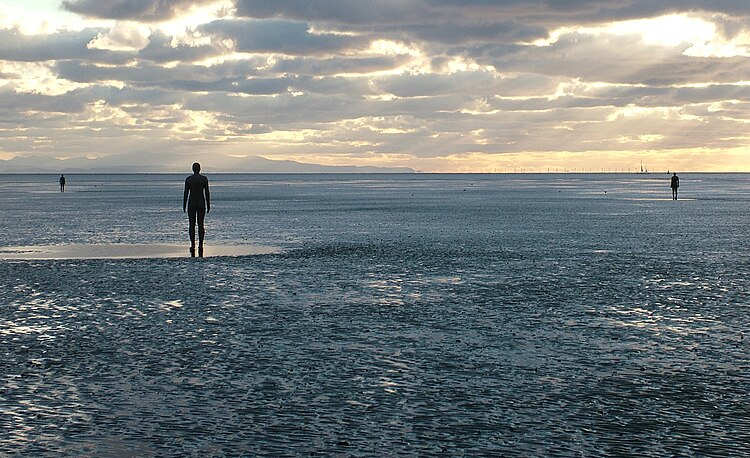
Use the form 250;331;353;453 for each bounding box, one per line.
183;162;210;257
670;172;680;200
59;174;66;192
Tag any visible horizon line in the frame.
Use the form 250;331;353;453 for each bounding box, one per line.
1;171;747;175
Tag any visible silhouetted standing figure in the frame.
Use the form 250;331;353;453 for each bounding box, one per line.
670;172;679;200
183;162;210;257
59;174;66;192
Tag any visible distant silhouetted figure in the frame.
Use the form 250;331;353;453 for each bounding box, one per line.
59;174;66;192
183;162;210;257
670;172;679;200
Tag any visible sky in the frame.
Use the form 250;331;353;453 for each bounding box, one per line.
2;1;750;172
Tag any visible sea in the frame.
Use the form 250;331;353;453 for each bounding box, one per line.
1;173;749;456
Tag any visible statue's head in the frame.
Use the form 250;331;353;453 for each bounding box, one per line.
192;162;201;173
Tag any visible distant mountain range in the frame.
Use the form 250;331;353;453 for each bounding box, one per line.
0;153;414;174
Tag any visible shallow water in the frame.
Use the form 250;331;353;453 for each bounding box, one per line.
1;173;750;455
0;244;279;260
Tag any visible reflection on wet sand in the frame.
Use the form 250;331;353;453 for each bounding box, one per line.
0;244;280;260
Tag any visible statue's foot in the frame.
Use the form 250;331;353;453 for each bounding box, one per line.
190;246;195;257
198;246;204;258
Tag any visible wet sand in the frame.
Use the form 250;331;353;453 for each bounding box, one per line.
0;244;280;260
1;173;749;455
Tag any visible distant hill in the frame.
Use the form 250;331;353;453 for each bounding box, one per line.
0;153;414;174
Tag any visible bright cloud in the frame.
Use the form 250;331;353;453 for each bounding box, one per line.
88;22;152;51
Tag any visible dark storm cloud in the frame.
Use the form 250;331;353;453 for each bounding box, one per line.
61;0;217;22
199;19;372;56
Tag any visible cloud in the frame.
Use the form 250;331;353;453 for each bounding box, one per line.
235;0;549;45
375;72;503;97
5;0;750;171
457;30;750;85
199;19;373;55
273;55;414;76
53;61;379;96
137;30;228;62
0;28;125;63
61;0;217;22
235;0;436;25
88;22;152;51
389;22;548;44
0;84;89;113
55;58;263;85
54;50;411;91
235;0;750;28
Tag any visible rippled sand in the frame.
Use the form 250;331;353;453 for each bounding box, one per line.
1;173;749;455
